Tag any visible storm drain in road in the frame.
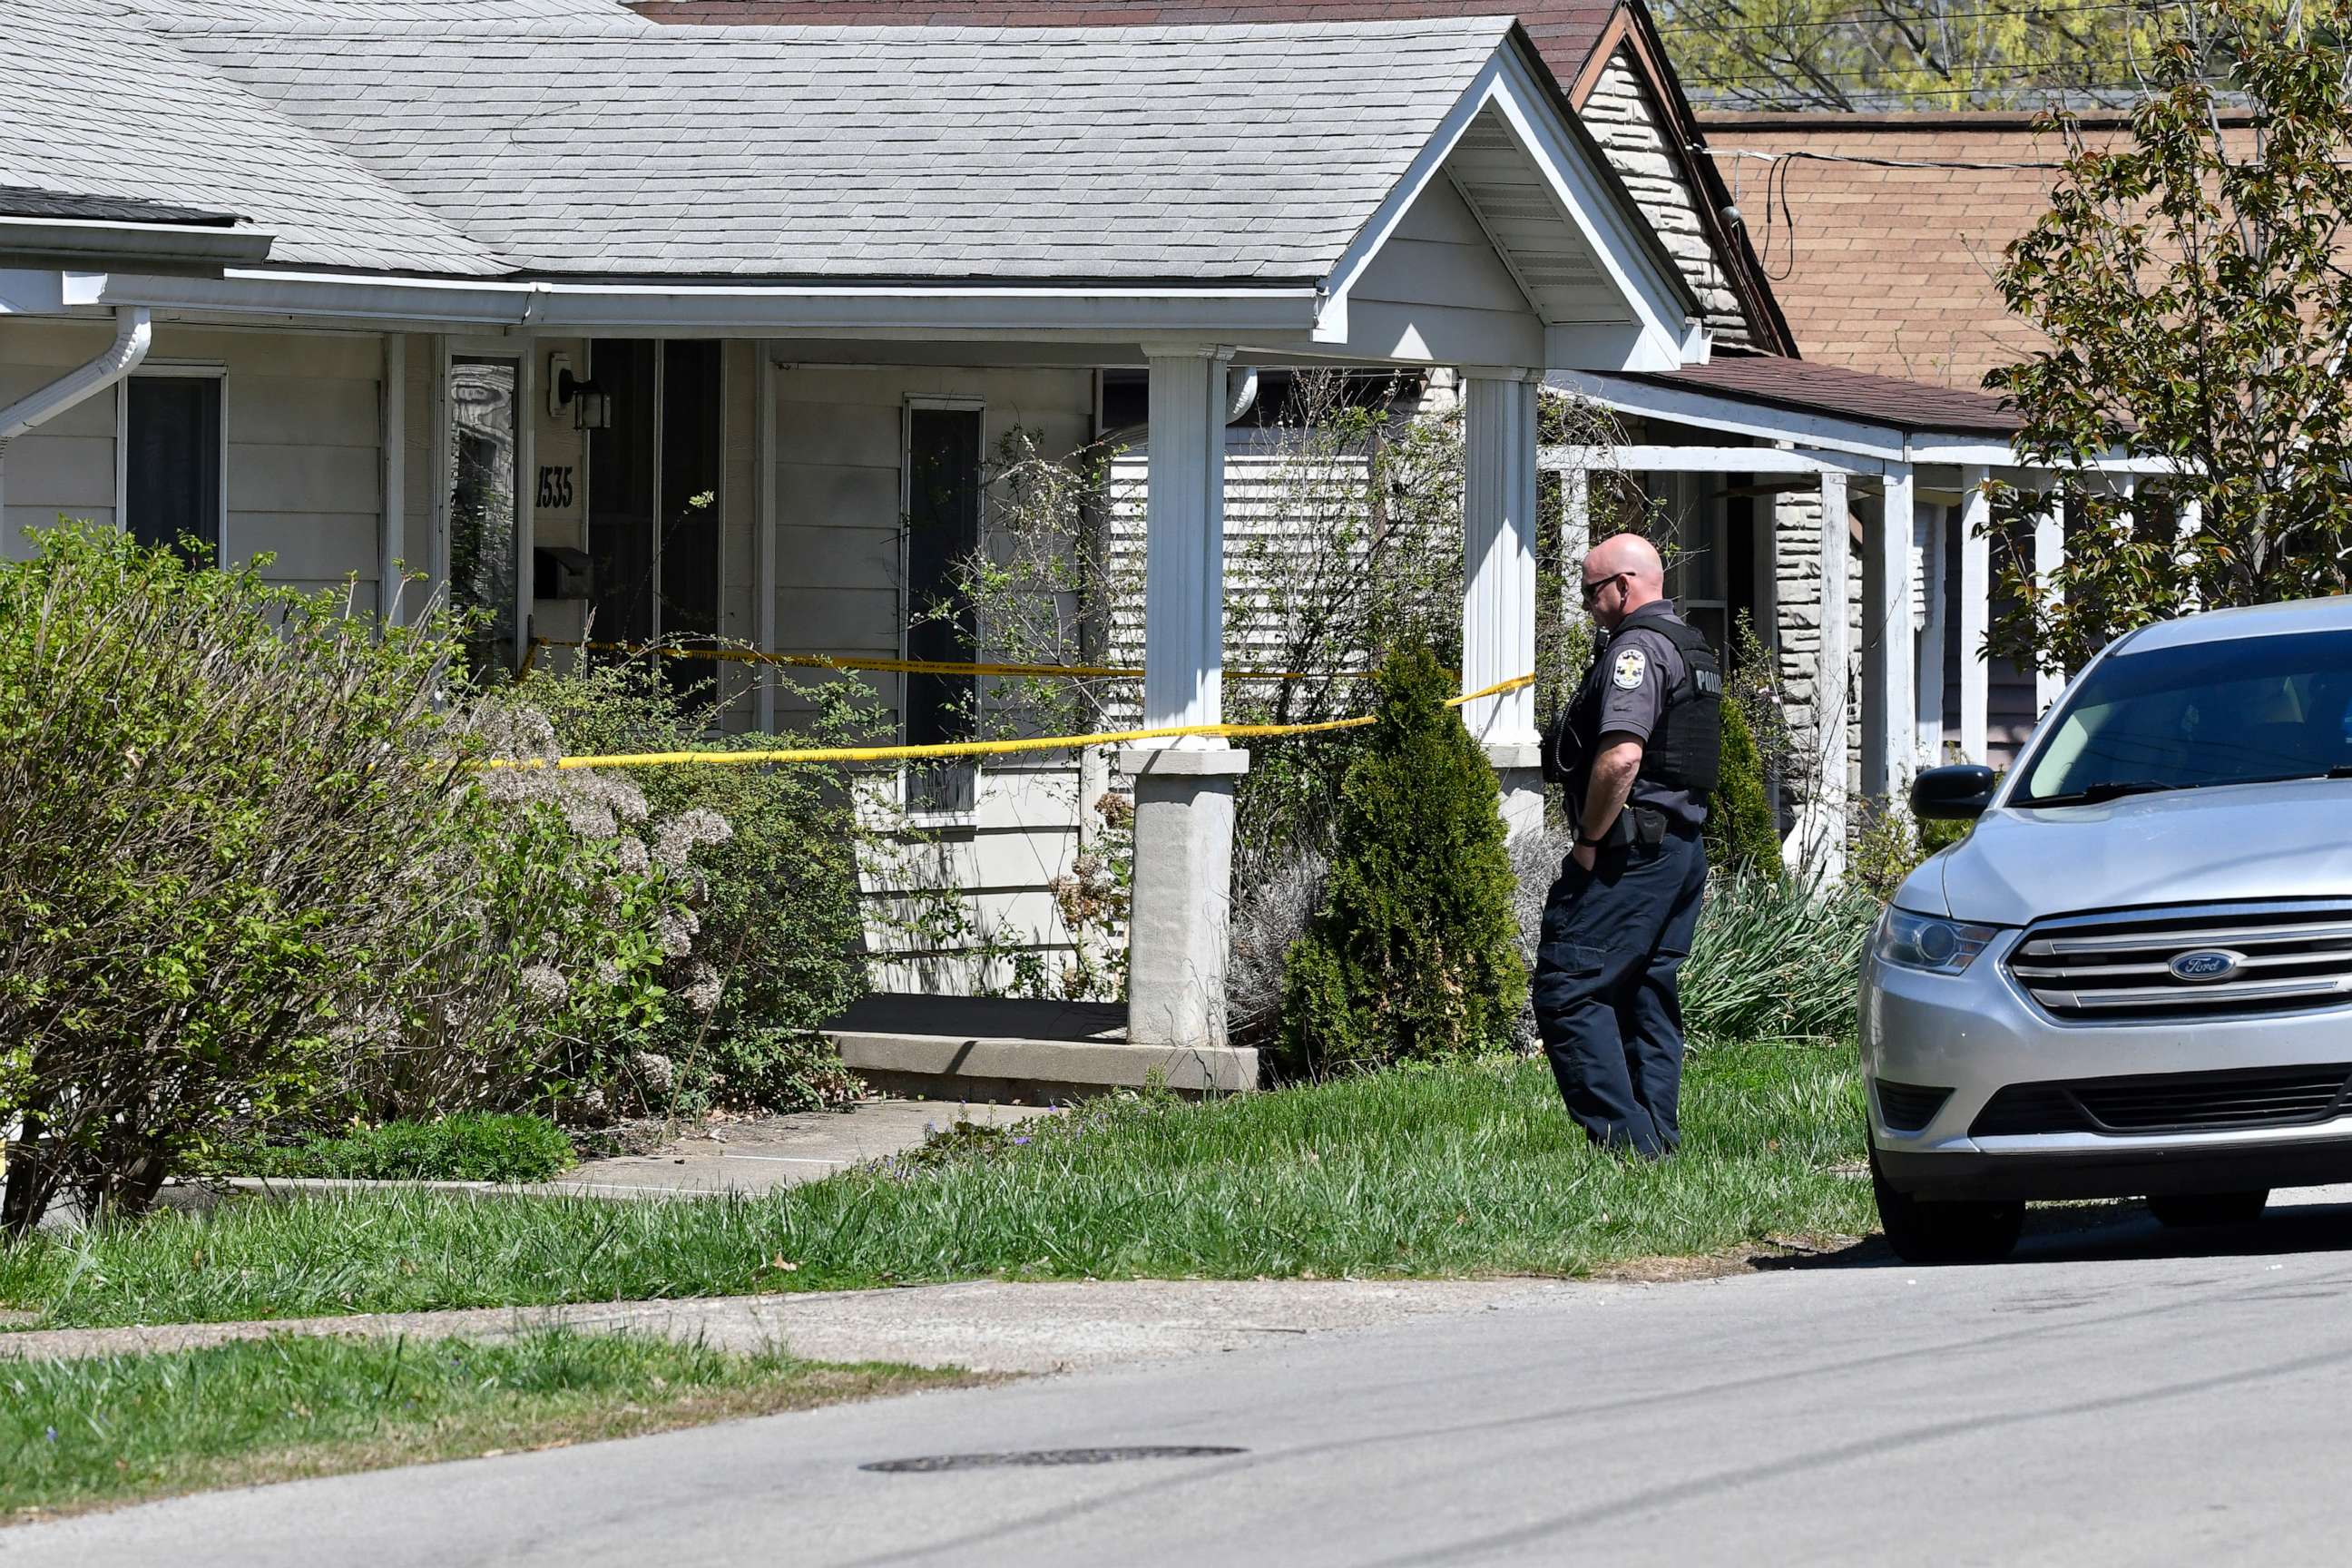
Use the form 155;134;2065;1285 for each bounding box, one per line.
862;1446;1246;1474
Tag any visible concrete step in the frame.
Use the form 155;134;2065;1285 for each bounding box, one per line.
825;993;1259;1102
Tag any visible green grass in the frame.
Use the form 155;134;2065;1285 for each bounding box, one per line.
0;1328;964;1522
0;1047;1871;1330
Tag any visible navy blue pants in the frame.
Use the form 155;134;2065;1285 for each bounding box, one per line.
1532;828;1709;1157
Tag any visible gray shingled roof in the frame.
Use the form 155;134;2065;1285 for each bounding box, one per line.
0;0;506;274
162;10;1514;281
4;0;1522;284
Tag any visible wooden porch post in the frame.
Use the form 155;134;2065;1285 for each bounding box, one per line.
2034;491;2065;715
1864;464;1917;801
1955;465;1992;765
1462;370;1543;839
1123;346;1245;1054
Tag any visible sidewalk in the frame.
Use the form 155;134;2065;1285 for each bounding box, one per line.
534;1098;1057;1200
0;1278;1584;1374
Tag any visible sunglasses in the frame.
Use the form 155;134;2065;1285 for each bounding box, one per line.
1579;571;1627;603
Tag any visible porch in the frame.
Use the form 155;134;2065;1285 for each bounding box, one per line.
1544;356;2168;877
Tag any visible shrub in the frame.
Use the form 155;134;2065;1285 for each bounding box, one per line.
1704;693;1783;874
1278;644;1525;1074
0;527;479;1233
202;1113;576;1184
514;655;878;1112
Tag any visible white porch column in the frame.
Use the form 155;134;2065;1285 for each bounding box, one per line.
1122;346;1246;1057
379;334;405;626
1461;370;1543;839
1796;468;1851;878
1955;465;1992;765
1863;465;1917;801
2034;491;2065;714
1916;502;1946;767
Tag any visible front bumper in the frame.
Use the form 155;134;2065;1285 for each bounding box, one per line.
1862;934;2352;1202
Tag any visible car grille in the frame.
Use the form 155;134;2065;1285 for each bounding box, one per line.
1970;1063;2352;1137
1874;1081;1953;1132
2006;905;2352;1021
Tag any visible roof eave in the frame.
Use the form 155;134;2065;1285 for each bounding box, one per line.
0;215;275;278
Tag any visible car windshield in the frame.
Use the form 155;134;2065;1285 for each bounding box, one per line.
2015;627;2352;807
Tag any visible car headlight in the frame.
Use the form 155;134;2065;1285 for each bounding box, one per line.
1875;908;2003;975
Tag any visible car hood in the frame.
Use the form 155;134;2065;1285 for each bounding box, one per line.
1921;778;2352;926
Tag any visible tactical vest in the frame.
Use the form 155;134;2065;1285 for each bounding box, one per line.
1545;613;1725;796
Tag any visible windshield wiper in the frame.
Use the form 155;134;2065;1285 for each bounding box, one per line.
2017;779;2188;808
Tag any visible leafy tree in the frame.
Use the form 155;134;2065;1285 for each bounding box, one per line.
1658;0;2163;112
1984;0;2352;671
1278;644;1525;1076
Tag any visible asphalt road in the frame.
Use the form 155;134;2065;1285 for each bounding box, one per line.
20;1193;2352;1567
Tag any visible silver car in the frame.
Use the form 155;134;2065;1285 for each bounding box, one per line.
1862;595;2352;1262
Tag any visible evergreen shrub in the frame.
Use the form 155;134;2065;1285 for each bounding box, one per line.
1277;644;1525;1075
1704;695;1783;875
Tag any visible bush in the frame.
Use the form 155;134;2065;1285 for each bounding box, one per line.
202;1114;576;1185
514;655;878;1112
0;527;488;1234
1704;693;1782;874
1278;644;1525;1074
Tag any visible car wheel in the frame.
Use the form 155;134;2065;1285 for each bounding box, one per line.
1870;1147;2024;1264
2147;1190;2269;1229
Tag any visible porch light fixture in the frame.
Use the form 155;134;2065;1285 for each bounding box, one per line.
546;352;612;430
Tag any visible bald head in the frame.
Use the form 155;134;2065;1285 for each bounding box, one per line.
1580;533;1664;631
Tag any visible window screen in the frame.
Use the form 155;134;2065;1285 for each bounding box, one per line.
906;407;982;812
124;377;221;558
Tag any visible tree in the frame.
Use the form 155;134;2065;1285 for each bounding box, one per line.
1984;0;2352;671
1657;0;2163;112
1277;644;1525;1076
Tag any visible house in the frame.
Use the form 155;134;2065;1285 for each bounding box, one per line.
0;0;1704;1087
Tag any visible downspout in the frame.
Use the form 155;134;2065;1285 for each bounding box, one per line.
0;306;153;523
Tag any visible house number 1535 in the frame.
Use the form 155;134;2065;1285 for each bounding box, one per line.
535;466;575;508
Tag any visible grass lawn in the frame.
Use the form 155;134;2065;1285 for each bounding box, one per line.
0;1328;965;1522
0;1045;1872;1330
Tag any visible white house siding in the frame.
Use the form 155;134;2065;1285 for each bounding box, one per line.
1;318;386;612
1580;47;1754;352
766;359;1098;995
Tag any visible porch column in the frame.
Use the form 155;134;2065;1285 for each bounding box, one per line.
1916;502;1946;767
1862;464;1916;801
379;334;405;626
1955;465;1992;765
2034;491;2065;714
1122;346;1246;1055
1461;370;1543;839
1797;468;1851;878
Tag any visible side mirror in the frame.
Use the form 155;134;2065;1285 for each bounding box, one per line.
1911;764;1998;821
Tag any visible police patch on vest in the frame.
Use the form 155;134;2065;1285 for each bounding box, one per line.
1611;648;1648;691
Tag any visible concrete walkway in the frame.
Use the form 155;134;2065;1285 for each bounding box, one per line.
0;1278;1577;1374
534;1098;1057;1200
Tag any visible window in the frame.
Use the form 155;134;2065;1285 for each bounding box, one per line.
905;404;982;816
447;356;522;680
585;339;722;699
123;373;221;558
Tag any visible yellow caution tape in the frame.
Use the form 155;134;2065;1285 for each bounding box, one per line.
521;639;1400;684
481;672;1534;770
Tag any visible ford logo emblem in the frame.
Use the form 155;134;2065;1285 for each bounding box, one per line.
2169;949;2243;983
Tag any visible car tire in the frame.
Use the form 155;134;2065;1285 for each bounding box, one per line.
1870;1148;2024;1264
2147;1190;2269;1229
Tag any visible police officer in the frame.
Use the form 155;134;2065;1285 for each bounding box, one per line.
1535;533;1721;1157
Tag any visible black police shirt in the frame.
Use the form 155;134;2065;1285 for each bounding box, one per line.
1588;600;1708;829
